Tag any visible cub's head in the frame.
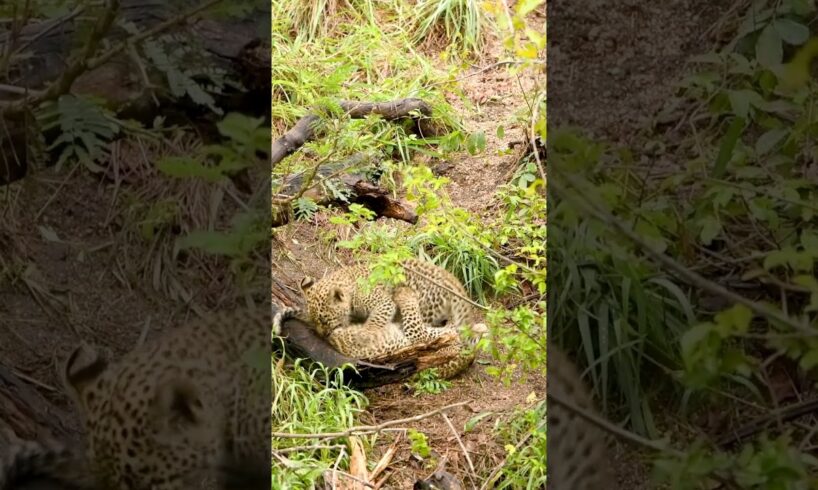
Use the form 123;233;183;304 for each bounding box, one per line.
300;276;352;337
62;344;222;490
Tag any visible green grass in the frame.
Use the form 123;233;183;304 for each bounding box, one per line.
271;360;370;487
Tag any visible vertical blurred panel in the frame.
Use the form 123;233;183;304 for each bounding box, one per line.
546;0;779;488
0;0;272;488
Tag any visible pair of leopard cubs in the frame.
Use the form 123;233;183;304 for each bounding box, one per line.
291;258;489;378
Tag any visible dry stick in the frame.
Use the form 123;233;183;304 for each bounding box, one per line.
272;444;345;455
423;60;542;89
270;401;469;439
551;170;817;336
11;4;88;60
368;433;401;483
327;469;375;489
441;412;477;490
716;397;818;448
529;91;546;183
0;0;120;112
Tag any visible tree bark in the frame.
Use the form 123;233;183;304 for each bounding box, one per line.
271;98;444;169
273;152;417;227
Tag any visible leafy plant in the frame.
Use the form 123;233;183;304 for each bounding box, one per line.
408;429;432;459
158;113;269;181
37;94;120;171
410;368;452;395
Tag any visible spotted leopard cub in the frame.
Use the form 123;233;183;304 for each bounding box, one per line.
61;307;272;490
548;347;613;489
299;258;486;378
322;285;458;359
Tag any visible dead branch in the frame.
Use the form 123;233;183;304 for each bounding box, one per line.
716;397;818;449
271;98;444;168
273;152;418;227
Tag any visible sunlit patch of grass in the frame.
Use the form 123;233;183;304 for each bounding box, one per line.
412;0;488;56
271;359;371;488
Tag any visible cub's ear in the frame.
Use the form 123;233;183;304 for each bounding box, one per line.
300;276;315;293
62;343;108;409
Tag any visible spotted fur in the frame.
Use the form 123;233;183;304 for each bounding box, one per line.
61;307;271;490
548;347;613;489
0;437;94;489
299;259;486;378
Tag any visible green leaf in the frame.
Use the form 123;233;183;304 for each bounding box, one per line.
496;125;505;139
466;131;487;155
37;225;61;243
714;304;753;335
755;128;787;156
801;230;818;254
464;412;494;432
728;90;763;118
774;19;810;45
712;117;745;178
756;24;783;68
800;349;818;371
698;216;722;245
516;0;544;17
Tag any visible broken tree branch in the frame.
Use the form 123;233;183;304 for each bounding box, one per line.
271;98;443;168
272;152;418;227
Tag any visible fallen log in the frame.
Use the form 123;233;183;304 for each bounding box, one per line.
271;98;445;168
273;304;460;389
273;152;417;227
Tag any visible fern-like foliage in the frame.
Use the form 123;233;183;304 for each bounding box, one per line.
37;94;120;171
294;197;319;221
134;26;230;115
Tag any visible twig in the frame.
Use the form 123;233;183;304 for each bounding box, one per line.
716;397;818;448
10;4;88;60
0;0;121;112
270;401;469;439
529;91;546;183
549;390;674;454
272;444;345;454
423;60;541;88
87;0;225;71
441;412;477;489
368;433;401;483
10;368;57;392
